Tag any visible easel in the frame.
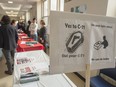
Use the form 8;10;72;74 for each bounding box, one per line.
85;64;91;87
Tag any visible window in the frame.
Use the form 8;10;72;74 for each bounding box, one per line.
42;0;64;26
44;0;48;16
60;0;64;11
51;0;57;10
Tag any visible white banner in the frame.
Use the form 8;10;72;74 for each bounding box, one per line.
50;11;116;74
89;22;115;70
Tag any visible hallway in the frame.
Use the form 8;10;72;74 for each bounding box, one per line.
0;56;13;87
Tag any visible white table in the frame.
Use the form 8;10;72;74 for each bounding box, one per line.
13;50;77;87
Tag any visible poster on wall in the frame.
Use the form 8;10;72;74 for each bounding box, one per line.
50;11;116;74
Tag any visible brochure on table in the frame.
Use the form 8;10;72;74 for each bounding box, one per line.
50;11;116;74
14;50;49;81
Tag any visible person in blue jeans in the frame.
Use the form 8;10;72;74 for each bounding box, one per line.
29;18;38;41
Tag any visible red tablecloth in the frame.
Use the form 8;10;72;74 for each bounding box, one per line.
17;40;44;52
19;36;32;41
18;33;27;36
18;33;27;39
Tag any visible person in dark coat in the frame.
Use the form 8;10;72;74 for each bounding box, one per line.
21;22;26;33
0;25;3;48
39;20;47;52
26;20;31;37
0;15;18;75
0;21;3;61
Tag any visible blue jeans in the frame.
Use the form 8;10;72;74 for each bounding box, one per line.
30;34;38;41
0;48;2;61
3;49;16;73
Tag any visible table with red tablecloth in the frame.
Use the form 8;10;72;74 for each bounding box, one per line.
17;40;44;52
17;33;44;52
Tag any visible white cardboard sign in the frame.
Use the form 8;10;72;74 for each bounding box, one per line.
50;11;116;74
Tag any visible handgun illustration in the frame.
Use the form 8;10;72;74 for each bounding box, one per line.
66;31;84;53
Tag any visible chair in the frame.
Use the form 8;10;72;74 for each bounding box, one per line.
90;68;116;87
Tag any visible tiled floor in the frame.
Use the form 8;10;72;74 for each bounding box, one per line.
0;56;13;87
66;73;85;87
0;55;84;87
0;75;13;87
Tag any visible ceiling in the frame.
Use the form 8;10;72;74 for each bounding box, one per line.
0;0;40;17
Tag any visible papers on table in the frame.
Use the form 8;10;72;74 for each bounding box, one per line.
17;62;49;75
20;41;38;45
21;36;29;39
21;41;26;44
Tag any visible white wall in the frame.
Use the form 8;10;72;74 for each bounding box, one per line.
87;0;108;15
29;6;36;21
36;1;42;22
0;14;3;19
64;0;85;11
10;17;20;21
25;12;30;23
29;1;42;23
106;0;116;17
64;0;108;15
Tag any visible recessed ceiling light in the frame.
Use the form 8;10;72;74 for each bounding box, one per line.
11;11;13;12
8;1;13;4
8;14;17;17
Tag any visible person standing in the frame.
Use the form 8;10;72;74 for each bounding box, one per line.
20;22;26;33
26;20;31;37
11;20;18;30
39;20;47;52
0;15;18;75
29;18;38;41
11;20;16;27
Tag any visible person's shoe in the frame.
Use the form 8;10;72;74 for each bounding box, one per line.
5;71;12;75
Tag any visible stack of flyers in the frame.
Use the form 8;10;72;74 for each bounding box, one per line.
20;66;37;74
16;57;35;65
18;62;49;74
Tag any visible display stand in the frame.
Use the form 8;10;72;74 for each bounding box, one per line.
50;11;116;87
85;64;91;87
13;50;77;87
